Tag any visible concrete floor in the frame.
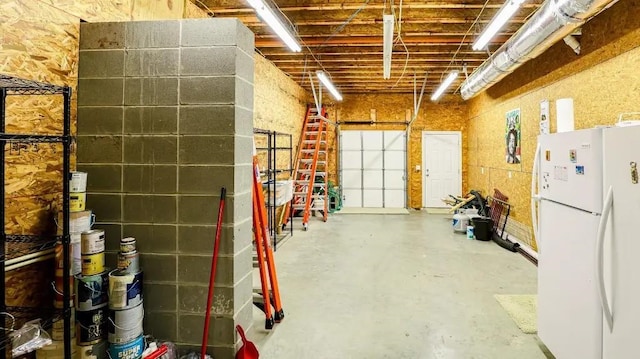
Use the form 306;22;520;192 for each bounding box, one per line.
251;212;550;359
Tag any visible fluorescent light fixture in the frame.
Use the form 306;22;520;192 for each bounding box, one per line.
316;71;343;101
472;0;525;51
431;72;458;101
382;14;394;79
247;0;301;52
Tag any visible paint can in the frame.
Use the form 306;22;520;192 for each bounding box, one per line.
82;252;105;276
70;192;87;212
82;230;105;255
108;270;143;310
51;308;76;340
53;269;75;303
70;171;88;192
55;240;81;275
107;302;143;344
36;340;78;359
76;271;109;311
120;237;136;253
77;340;108;359
117;251;139;274
107;335;144;359
76;303;108;345
57;210;94;235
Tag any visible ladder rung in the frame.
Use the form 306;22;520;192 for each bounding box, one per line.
300;159;326;164
295;181;324;186
299;170;326;175
306;123;321;127
303;140;327;144
301;149;326;153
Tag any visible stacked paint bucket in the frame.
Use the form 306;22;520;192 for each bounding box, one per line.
75;228;108;359
107;237;144;359
42;171;92;358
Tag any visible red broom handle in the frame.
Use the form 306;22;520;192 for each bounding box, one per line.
201;187;226;359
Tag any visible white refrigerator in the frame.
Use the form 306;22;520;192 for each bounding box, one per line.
598;125;640;359
534;125;640;359
535;128;604;359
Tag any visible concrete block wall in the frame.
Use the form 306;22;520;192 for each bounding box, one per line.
77;19;255;358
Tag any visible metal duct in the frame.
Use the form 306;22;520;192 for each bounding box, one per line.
461;0;619;100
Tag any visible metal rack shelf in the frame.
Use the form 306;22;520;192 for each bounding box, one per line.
254;129;294;251
0;75;66;96
0;74;72;359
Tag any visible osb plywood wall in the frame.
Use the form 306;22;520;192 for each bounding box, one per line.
253;54;309;177
467;0;640;251
0;0;184;309
332;93;467;209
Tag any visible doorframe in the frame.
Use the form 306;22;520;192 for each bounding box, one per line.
422;131;462;208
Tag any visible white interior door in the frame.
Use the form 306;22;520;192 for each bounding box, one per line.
340;130;406;208
422;132;461;208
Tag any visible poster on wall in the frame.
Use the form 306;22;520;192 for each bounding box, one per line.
505;108;521;164
540;100;550;134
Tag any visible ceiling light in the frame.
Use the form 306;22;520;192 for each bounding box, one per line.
382;14;394;79
431;72;458;101
472;0;526;51
247;0;301;52
316;71;343;101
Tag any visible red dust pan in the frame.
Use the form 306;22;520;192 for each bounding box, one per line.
235;325;259;359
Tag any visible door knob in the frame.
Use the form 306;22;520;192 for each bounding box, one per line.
425;169;430;177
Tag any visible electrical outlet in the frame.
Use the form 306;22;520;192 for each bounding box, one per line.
481;167;484;174
508;171;512;179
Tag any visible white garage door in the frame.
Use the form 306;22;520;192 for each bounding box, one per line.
340;130;406;208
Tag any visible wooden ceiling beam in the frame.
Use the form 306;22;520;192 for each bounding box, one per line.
256;35;510;47
204;2;541;14
233;17;530;26
259;50;481;56
255;31;515;39
268;57;486;63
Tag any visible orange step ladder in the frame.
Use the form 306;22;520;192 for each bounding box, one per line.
284;106;329;231
252;154;284;329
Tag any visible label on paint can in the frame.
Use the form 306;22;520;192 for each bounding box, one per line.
82;230;105;255
76;271;109;311
82;252;105;276
117;251;139;274
76;303;108;345
107;335;144;359
108;302;144;344
70;192;87;212
70;171;88;193
120;237;136;253
108;270;143;310
57;210;94;235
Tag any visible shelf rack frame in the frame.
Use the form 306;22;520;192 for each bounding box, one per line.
0;74;72;359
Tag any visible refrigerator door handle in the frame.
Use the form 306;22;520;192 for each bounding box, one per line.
531;144;541;245
596;185;614;331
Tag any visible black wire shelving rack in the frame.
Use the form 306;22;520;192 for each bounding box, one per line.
254;129;294;251
0;74;72;359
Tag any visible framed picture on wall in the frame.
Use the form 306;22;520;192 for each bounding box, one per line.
505;108;521;164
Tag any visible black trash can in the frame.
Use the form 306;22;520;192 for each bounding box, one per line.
471;217;493;241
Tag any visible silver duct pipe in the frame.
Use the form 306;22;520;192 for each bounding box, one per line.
461;0;619;100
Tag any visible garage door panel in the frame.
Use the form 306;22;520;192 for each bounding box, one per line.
342;151;362;169
384;190;405;208
384;131;405;150
363;190;383;207
363;152;383;169
343;189;362;207
384;151;405;170
362;170;383;188
362;131;383;150
341;132;361;150
342;170;362;188
384;170;405;189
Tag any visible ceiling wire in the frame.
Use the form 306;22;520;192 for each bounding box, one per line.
390;0;411;89
441;0;492;93
318;0;372;48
